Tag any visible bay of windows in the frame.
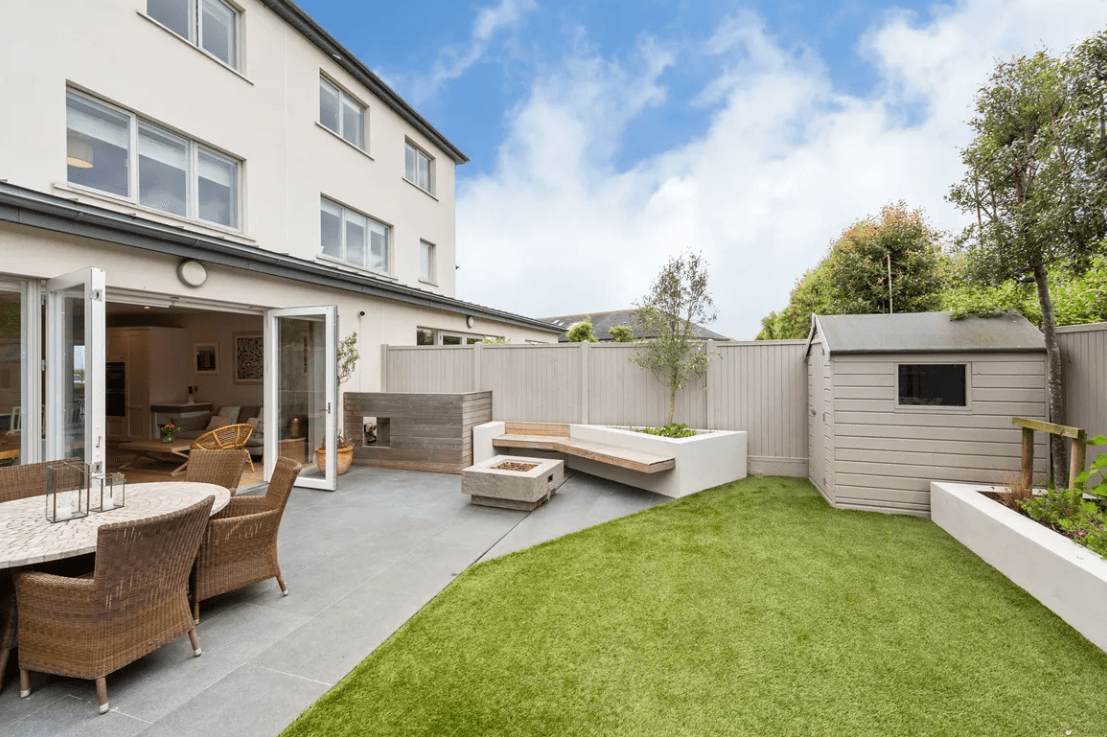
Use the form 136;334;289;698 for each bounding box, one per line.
147;0;238;68
320;198;390;274
319;77;365;149
66;91;240;229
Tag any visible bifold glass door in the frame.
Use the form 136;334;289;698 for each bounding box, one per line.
264;306;337;490
45;268;106;472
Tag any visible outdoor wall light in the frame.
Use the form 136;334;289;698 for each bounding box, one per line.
466;315;475;328
178;260;208;287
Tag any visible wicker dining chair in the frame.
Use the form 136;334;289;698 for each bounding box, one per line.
14;496;214;715
185;448;249;495
0;578;13;696
191;457;302;623
190;424;255;471
0;457;81;504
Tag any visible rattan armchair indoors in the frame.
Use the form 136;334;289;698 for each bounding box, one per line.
14;496;214;715
190;424;255;472
185;448;249;495
191;457;302;623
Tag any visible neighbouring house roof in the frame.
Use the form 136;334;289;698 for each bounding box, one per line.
809;312;1046;355
259;0;468;164
541;309;732;342
0;182;558;333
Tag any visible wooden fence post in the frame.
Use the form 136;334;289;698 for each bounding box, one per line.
705;339;716;430
473;341;483;392
1020;426;1034;491
380;344;389;392
581;341;590;425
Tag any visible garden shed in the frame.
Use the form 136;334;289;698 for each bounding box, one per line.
806;312;1048;516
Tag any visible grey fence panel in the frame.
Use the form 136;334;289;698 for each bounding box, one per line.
1059;322;1107;472
712;341;808;461
385;346;474;393
480;343;583;423
587;343;707;428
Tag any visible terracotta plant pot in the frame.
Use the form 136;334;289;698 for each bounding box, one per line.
315;445;354;475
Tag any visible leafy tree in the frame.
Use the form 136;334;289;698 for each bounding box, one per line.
947;41;1107;485
566;318;599;343
756;203;944;340
608;325;635;342
633;251;717;426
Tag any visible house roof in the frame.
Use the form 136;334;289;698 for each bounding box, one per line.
0;182;559;333
259;0;468;165
541;309;732;342
810;312;1046;355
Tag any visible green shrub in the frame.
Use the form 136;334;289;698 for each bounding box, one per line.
608;325;635;342
567;318;598;343
635;423;697;439
1019;433;1107;559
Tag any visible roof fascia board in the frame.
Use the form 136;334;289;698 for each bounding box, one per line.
0;185;556;333
258;0;469;164
831;347;1047;355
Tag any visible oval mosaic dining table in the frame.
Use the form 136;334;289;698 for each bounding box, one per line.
0;482;231;569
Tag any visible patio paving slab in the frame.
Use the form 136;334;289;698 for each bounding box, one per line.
0;466;667;734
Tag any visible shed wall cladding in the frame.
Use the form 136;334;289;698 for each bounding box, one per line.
828;351;1048;515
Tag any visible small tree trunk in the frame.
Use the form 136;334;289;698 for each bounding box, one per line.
1034;262;1067;487
667;385;677;426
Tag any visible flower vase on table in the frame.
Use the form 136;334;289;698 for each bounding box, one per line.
161;421;179;444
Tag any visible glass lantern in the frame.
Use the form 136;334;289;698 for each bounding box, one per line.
90;472;126;513
45;461;90;523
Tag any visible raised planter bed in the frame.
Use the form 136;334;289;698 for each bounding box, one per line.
474;422;747;498
931;481;1107;654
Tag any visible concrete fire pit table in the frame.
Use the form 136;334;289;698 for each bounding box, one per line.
462;455;566;511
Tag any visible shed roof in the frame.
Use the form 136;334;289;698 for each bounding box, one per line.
811;312;1046;355
541;309;732;342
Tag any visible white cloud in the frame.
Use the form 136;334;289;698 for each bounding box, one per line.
456;0;1105;339
411;0;538;103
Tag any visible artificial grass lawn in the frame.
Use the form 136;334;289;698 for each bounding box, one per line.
283;477;1107;737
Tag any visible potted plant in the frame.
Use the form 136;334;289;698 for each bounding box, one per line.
160;420;179;444
314;332;359;475
316;432;355;475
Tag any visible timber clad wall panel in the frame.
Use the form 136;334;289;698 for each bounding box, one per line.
1059;323;1107;473
344;391;492;473
381;340;809;474
827;352;1048;515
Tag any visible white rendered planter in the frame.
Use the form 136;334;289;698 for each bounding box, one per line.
472;421;747;498
931;481;1107;654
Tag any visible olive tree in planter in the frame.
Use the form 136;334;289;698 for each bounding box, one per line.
633;251;718;432
316;332;359;475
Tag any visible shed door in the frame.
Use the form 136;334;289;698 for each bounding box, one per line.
807;351;825;492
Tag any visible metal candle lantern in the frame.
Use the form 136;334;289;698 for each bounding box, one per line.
45;461;90;523
90;472;126;513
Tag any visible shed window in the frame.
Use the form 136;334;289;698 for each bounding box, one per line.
898;364;967;406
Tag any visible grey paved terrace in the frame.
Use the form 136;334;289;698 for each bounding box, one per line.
0;466;666;736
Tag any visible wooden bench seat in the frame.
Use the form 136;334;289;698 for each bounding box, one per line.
492;424;676;475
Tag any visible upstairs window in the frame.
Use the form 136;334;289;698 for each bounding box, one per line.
66;91;241;229
897;364;968;407
404;141;434;195
148;0;239;68
420;241;436;284
319;77;365;149
320;198;390;274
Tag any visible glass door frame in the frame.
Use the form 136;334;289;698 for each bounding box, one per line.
45;267;106;472
264;305;338;490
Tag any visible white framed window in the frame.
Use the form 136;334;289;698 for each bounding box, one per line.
420;241;436;284
319;77;365;149
66;90;241;229
147;0;239;68
320;197;390;274
404;141;434;195
416;327;488;345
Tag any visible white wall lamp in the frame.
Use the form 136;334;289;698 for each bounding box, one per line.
177;260;208;287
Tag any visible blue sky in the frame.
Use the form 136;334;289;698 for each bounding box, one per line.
298;0;1104;339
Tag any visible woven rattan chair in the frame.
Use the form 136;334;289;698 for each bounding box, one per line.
0;457;81;504
190;424;255;472
14;496;214;714
0;579;13;696
185;448;249;495
191;457;302;623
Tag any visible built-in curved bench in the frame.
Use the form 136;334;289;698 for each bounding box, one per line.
492;422;676;474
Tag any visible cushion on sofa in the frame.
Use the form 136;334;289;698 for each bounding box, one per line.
217;405;241;423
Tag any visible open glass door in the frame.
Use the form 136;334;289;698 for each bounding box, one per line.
265;306;337;490
45;268;106;472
